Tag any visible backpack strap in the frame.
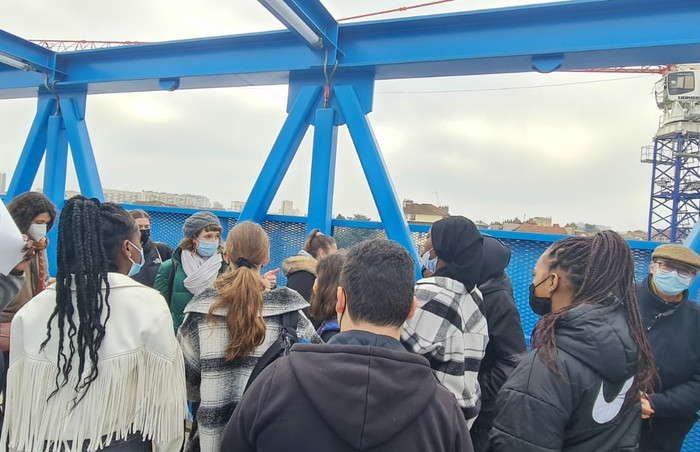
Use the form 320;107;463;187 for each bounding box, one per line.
245;311;299;392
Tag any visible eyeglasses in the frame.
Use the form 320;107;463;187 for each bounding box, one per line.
654;260;697;278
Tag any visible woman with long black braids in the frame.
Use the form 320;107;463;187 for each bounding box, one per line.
0;196;186;451
491;230;656;451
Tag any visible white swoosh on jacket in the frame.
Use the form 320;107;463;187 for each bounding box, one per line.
592;376;635;424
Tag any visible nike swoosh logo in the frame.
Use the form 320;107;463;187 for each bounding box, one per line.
592;376;635;424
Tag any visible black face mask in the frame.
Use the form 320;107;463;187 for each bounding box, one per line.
140;229;151;245
529;276;553;316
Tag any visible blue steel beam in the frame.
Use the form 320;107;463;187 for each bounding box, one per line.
5;96;55;200
59;93;104;200
306;108;338;235
238;85;321;223
2;0;700;97
0;30;55;74
334;84;421;276
43;114;68;271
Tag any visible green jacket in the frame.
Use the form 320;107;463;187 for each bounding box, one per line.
154;247;227;332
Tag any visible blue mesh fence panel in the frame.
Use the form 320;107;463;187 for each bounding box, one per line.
130;206;699;450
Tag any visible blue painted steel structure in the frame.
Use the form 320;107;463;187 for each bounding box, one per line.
3;0;700;264
646;133;700;242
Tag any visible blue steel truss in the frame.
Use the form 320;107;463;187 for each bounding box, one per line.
647;133;700;242
3;0;700;267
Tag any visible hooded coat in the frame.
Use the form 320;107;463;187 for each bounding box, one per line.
472;237;527;431
637;275;700;452
281;252;317;302
491;302;641;452
221;331;473;452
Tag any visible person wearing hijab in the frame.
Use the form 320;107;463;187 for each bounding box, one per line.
401;216;489;427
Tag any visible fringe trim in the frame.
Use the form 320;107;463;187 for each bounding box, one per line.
1;347;186;452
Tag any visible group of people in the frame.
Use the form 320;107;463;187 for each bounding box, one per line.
0;192;699;452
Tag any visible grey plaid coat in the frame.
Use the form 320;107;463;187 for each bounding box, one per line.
177;286;322;452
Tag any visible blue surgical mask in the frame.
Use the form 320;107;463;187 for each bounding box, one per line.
420;249;438;273
653;268;693;296
197;240;219;258
127;240;145;277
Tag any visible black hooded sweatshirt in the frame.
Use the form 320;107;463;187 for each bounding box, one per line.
221;331;473;452
472;236;527;430
491;302;641;452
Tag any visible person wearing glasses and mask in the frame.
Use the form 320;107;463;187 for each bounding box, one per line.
637;244;700;452
129;209;173;288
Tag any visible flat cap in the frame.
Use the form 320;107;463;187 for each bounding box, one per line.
183;211;221;238
652;244;700;269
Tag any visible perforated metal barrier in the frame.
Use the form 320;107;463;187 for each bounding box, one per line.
124;204;698;451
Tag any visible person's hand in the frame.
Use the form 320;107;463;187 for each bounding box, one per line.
263;268;280;288
641;392;655;420
10;237;36;275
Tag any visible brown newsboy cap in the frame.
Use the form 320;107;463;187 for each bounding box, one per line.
652;244;700;269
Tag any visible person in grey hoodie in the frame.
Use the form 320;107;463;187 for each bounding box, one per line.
221;239;473;452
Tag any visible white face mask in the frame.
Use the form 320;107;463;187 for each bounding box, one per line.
28;223;47;241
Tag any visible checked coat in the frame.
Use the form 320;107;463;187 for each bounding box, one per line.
401;276;489;426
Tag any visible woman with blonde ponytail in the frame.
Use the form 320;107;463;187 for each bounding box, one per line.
177;221;321;452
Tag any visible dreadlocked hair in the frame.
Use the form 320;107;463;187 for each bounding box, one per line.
40;195;138;408
209;221;269;361
531;230;656;398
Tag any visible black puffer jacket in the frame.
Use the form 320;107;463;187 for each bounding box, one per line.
473;236;526;430
637;276;700;452
491;302;641;452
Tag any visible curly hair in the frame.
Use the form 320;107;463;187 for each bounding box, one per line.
7;191;57;233
40;195;137;408
531;230;656;398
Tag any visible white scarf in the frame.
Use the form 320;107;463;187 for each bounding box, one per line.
182;250;222;296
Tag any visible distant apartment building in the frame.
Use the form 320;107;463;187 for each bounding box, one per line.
104;189;142;204
529;216;552;227
279;200;300;216
212;201;224;210
230;201;245;212
0;172;6;195
141;190;210;208
402;200;449;224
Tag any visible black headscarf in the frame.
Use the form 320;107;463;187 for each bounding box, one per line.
431;216;483;290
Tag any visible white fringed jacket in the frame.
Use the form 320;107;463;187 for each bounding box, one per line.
0;273;187;452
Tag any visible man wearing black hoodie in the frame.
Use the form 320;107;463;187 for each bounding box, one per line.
470;236;527;452
221;239;473;452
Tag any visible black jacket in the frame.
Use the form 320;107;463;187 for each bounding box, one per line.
637;276;700;452
473;237;527;430
491;302;641;452
221;331;473;452
282;254;317;302
131;240;173;288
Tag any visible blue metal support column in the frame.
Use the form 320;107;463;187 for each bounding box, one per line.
333;84;420;275
5;96;55;200
59;92;104;200
306;108;337;235
43;113;68;270
239;85;321;223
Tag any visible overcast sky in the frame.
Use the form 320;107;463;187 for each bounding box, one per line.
0;0;663;231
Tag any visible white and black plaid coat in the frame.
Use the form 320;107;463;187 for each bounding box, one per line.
401;276;489;427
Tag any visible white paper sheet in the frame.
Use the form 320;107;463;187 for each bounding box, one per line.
0;200;27;276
